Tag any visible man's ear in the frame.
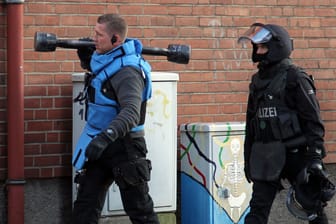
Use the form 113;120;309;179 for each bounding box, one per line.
111;34;117;45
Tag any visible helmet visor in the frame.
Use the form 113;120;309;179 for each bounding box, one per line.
238;25;272;44
286;187;318;221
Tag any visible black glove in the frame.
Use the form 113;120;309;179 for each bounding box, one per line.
77;37;95;71
85;132;111;161
304;146;325;177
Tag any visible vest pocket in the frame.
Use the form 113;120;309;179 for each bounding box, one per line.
278;113;302;140
249;141;286;181
277;113;307;147
87;102;118;130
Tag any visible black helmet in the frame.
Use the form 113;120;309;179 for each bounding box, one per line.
238;23;293;64
286;166;336;221
286;187;318;221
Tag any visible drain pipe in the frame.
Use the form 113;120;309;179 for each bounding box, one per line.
5;0;25;224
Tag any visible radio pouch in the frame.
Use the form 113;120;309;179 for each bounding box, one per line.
249;141;286;181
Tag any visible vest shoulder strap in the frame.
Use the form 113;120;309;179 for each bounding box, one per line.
102;66;143;102
286;64;315;90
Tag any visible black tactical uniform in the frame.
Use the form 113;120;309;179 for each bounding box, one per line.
238;23;333;224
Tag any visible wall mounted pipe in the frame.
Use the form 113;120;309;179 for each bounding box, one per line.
5;1;25;223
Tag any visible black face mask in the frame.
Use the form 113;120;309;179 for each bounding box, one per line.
251;42;270;64
252;51;268;63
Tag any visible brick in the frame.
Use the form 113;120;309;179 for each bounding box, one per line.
34;110;48;120
40;168;53;177
59;132;72;143
54;166;72;177
25;86;47;96
53;120;72;131
41;98;54;108
48;109;72;119
24;98;41;109
35;155;61;166
26;3;55;13
35;15;60;26
27;121;53;132
24;156;34;166
168;6;192;15
192;5;216;16
60;16;88;26
46;133;60;142
24;133;46;144
119;5;144;15
24;168;40;178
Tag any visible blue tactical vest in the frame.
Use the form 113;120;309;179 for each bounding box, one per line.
72;38;152;170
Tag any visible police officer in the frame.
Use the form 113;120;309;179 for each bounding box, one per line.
71;13;159;224
238;23;333;224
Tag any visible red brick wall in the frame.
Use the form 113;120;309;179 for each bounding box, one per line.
0;1;335;179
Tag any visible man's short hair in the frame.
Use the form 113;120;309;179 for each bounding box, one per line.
97;13;128;41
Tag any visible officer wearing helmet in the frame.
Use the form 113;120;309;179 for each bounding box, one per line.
238;23;335;224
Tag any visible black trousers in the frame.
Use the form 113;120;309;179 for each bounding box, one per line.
244;149;328;224
72;137;159;224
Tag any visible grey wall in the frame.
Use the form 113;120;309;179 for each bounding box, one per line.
0;178;72;224
24;178;73;224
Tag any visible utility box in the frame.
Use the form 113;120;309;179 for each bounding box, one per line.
72;72;178;216
180;122;252;224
